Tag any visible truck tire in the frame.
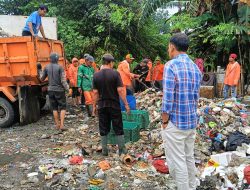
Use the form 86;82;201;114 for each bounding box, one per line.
39;98;46;109
0;97;15;128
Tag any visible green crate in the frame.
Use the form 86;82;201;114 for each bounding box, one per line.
123;121;140;142
122;110;150;129
107;121;140;144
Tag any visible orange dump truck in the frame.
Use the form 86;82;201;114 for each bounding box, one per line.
0;36;66;127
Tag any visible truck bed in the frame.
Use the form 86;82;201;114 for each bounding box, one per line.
0;36;65;87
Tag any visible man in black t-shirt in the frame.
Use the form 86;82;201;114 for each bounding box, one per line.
133;59;149;92
93;54;130;156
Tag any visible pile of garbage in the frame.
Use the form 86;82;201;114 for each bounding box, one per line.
3;89;250;189
137;89;250;189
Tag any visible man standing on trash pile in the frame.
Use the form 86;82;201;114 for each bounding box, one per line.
161;33;202;190
68;58;80;106
152;56;164;90
78;55;95;117
117;54;139;94
22;5;48;38
40;53;69;131
92;54;130;156
223;53;241;99
133;59;149;92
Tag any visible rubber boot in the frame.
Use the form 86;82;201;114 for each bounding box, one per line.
86;105;91;117
89;105;95;117
116;135;127;155
101;136;108;156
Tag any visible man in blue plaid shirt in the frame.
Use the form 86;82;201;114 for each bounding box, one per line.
161;33;202;190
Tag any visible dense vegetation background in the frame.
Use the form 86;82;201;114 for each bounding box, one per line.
0;0;249;72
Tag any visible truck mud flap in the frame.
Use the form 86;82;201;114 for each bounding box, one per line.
18;86;40;125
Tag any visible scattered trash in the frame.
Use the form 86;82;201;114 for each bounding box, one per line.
152;160;169;174
98;160;111;171
69;155;83;165
0;88;249;189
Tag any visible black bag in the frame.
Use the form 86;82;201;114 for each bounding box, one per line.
226;131;250;151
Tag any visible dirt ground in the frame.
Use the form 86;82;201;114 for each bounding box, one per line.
0;105;174;190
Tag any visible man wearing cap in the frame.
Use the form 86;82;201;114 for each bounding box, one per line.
223;53;241;99
77;55;95;117
41;53;69;131
117;54;139;94
152;56;164;90
93;54;130;156
22;5;48;38
68;58;80;106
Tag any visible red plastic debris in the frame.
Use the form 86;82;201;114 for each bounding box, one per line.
69;155;83;165
244;165;250;184
152;159;169;174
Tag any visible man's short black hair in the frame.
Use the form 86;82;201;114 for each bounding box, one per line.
39;5;49;12
102;54;115;65
170;33;189;52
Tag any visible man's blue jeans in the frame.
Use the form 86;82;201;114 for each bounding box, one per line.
223;84;237;99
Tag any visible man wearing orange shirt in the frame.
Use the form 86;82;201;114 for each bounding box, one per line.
68;58;80;106
152;57;164;90
117;54;139;94
79;58;85;65
223;53;241;99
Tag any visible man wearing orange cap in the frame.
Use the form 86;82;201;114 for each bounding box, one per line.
152;56;164;90
223;53;241;99
68;58;80;106
117;54;139;94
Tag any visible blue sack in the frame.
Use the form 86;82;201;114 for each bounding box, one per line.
120;95;136;111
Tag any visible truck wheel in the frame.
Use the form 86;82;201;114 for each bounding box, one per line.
0;97;15;128
39;98;46;109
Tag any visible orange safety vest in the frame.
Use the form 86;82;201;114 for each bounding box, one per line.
145;61;153;82
152;63;164;81
68;64;78;87
117;60;134;87
224;62;241;86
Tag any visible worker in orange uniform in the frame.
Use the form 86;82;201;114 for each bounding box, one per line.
223;53;241;99
117;54;139;94
79;58;85;65
65;59;71;83
78;55;95;117
152;56;164;90
68;58;80;106
145;58;153;87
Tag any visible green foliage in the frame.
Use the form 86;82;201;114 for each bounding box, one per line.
167;13;200;31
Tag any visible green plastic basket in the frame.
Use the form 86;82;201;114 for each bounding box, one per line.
122;110;150;129
107;121;140;144
123;121;140;142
